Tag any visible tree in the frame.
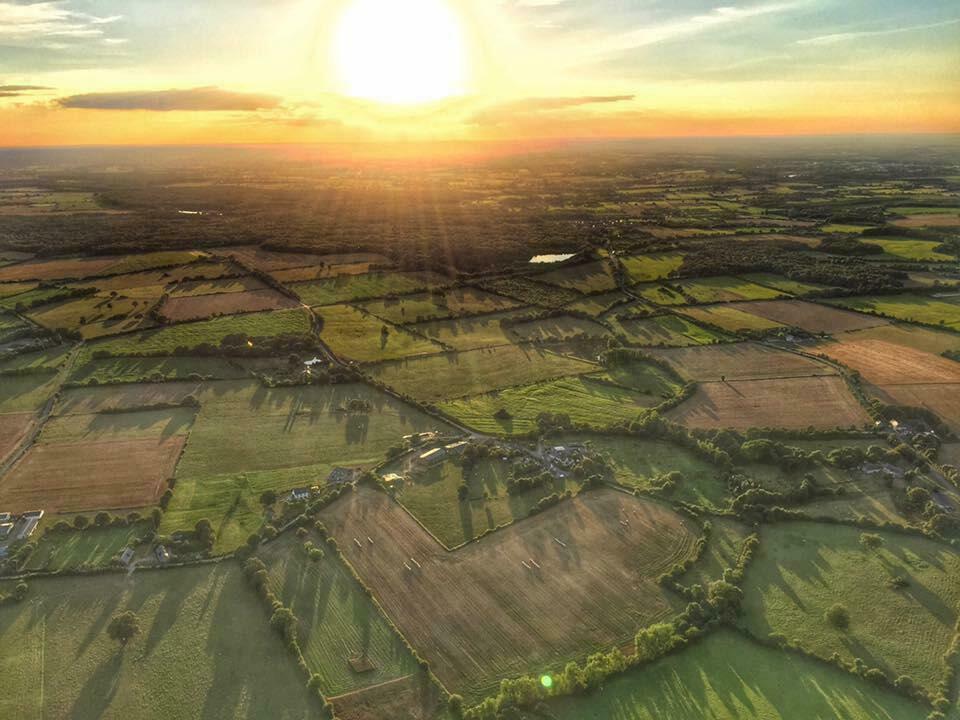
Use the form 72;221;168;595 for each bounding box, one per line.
859;533;883;551
195;518;215;549
107;611;141;645
825;603;850;629
73;515;89;530
260;490;277;506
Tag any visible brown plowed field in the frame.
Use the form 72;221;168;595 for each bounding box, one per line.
318;486;696;698
158;288;299;322
667;375;870;430
649;342;835;382
818;339;960;386
0;412;34;463
731;300;887;334
0;436;185;512
330;674;445;720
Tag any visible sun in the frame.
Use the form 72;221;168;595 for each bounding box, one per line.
332;0;469;105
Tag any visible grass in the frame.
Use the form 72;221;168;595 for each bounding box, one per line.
565;433;728;509
356;287;519;324
69;355;252;384
364;344;597;403
861;238;954;262
292;271;448;306
25;523;149;572
0;565;318;720
162;381;447;552
538;629;928;720
740;521;960;694
0;345;71;374
102;251;208;275
0;373;60;413
0;286;77;311
675;276;787;304
0;281;37;299
613;314;729;346
822;223;871;233
678;517;754;589
563;289;632;315
535;259;619;293
677;305;785;333
258;533;419;695
38;407;196;444
740;273;833;296
475;276;581;309
26;293;157;339
391;456;581;548
620;252;685;282
437;375;667;435
827;295;960;330
409;310;530;350
315;304;443;362
82;308;313;357
508;315;612;342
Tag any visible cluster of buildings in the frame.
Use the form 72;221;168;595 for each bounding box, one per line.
0;510;44;559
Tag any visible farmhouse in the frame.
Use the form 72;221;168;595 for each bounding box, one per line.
119;547;135;566
287;487;311;502
14;510;44;541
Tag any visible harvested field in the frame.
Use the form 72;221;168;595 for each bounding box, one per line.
0;436;185;512
649;342;837;382
667;376;870;430
892;212;960;228
318;486;697;699
158;288;299;322
677;305;784;333
817;338;960;385
0;256;118;282
730;299;887;334
365;344;597;403
0;282;37;299
0;413;34;464
833;324;960;355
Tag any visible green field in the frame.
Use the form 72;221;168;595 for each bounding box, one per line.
613;314;729;346
100;251;208;276
538;630;927;720
862;238;954;262
508;315;612;342
82;308;313;357
409;310;530;350
676;276;787;304
0;565;318;719
0;373;60;413
27;293;157;339
475;276;581;309
740;273;833;296
391;456;581;548
620;252;685;282
678;305;785;333
535;259;619;293
827;295;960;329
438;375;666;435
356;287;519;324
560;432;728;509
0;281;37;299
364;344;597;403
292;271;448;306
563;289;632;315
69;355;252;385
740;522;960;694
258;534;419;695
0;345;71;374
678;517;754;589
25;523;149;572
163;381;447;551
0;286;78;311
315;304;443;362
39;407;196;444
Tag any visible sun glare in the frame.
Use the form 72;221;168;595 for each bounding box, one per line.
332;0;469;105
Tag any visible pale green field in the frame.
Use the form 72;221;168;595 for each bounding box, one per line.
316;304;443;362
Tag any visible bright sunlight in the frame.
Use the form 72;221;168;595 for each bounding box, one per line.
332;0;469;105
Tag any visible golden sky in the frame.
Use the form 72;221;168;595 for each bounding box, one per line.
0;0;958;146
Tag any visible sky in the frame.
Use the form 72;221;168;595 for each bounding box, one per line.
0;0;958;146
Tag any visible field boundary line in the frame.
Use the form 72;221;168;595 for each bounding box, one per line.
325;673;414;702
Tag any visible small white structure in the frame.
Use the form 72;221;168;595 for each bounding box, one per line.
417;447;446;466
155;545;171;563
287;487;311;502
119;548;136;566
444;440;469;453
381;473;403;485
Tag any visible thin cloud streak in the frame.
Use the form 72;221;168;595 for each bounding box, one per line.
798;18;960;46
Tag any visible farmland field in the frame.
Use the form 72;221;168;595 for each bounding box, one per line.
731;299;888;334
862;237;954;261
866;382;960;432
536;630;927;720
0;251;205;282
827;295;960;330
409;309;530;350
364;344;597;403
0;565;318;719
69;355;251;385
816;337;960;385
0;436;184;513
672;276;787;304
740;522;960;694
475;276;581;309
0;373;61;413
258;534;419;696
535;259;619;293
0;412;34;464
739;273;833;296
158;288;299;322
25;523;149;572
438;374;667;435
26;293;157;339
677;304;785;333
293;271;449;306
648;342;834;381
613;314;728;346
508;314;612;342
356;287;519;324
833;324;960;355
315;304;443;362
318;486;698;698
620;252;685;282
213;245;389;272
667;376;870;430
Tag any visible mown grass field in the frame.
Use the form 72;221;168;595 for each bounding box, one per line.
27;293;157;339
563;289;632;315
438;373;670;435
258;534;419;696
364;344;597;403
620;252;685;282
390;456;580;548
0;281;37;299
537;630;928;720
475;276;581;309
82;308;313;357
356;287;519;324
69;355;252;385
678;305;785;333
316;304;443;362
292;271;448;306
613;314;728;346
409;310;530;350
163;381;447;551
0;565;318;720
862;238;954;262
827;295;960;330
740;522;960;694
508;315;612;342
25;523;149;572
561;432;728;509
0;373;61;413
535;259;619;293
740;273;833;296
731;299;888;334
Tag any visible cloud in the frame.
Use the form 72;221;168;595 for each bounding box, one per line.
57;87;283;112
797;18;960;46
607;2;802;53
0;2;123;44
0;83;52;98
471;94;634;125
